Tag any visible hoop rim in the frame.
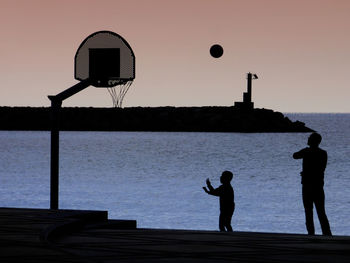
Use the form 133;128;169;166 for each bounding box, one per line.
91;77;134;88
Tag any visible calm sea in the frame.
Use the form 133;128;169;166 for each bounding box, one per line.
0;113;349;235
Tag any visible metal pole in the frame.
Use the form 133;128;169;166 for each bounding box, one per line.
49;98;61;210
48;79;91;210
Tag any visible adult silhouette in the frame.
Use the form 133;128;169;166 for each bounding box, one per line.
293;132;332;236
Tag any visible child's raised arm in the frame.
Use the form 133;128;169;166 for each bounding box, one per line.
204;178;221;196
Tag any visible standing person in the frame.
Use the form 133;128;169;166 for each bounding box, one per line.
203;171;235;232
293;132;332;236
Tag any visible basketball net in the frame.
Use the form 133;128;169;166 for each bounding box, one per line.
107;80;133;108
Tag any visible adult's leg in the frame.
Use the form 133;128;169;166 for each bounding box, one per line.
302;186;315;235
314;188;332;236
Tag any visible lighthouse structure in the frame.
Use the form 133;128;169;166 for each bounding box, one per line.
234;72;258;111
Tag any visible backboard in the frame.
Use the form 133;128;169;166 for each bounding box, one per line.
75;31;135;87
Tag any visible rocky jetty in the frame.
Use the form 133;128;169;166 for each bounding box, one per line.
0;106;313;132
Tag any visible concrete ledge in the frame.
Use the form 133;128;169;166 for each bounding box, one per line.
40;209;109;242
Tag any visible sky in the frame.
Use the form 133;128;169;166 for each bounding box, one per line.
0;0;349;112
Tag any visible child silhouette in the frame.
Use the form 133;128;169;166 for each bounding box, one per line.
203;171;235;232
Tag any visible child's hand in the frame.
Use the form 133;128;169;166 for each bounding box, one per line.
203;187;209;193
206;178;211;186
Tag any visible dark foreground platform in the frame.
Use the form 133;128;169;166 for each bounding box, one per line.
0;208;349;262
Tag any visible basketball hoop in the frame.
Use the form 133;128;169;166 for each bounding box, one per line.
48;30;136;210
107;80;133;108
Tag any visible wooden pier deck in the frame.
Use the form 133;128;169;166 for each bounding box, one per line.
0;207;349;262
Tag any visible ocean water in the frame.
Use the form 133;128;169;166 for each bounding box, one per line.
0;114;349;235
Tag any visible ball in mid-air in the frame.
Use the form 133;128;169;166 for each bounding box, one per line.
210;44;224;58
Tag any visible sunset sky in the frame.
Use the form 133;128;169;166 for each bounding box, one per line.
0;0;349;112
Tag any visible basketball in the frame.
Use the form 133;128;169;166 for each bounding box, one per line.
210;44;224;58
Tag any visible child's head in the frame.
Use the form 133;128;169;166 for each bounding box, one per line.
220;170;233;184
